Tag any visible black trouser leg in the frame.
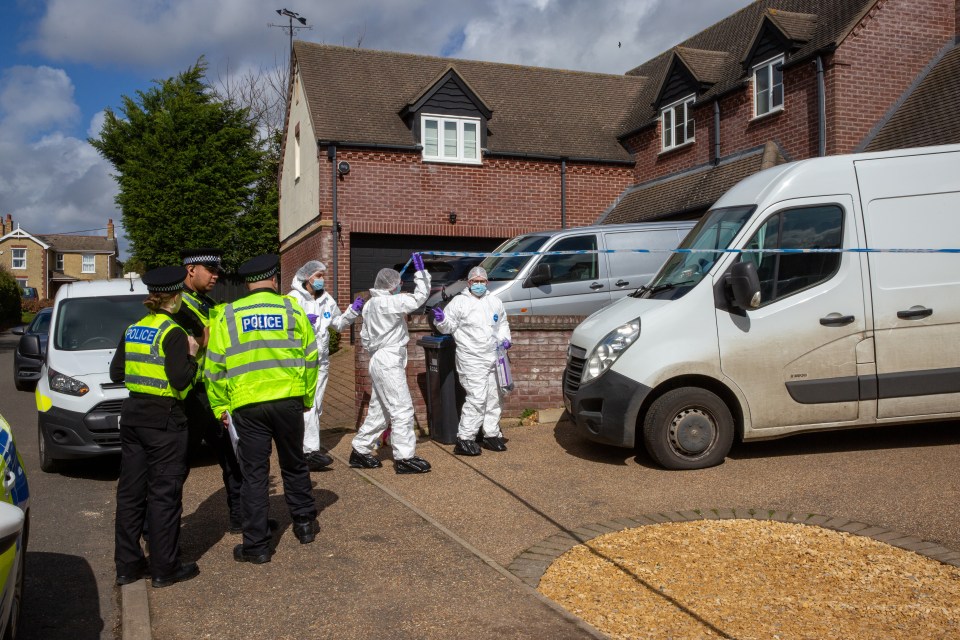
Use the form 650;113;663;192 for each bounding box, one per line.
143;424;189;577
115;426;148;575
186;385;243;524
234;405;275;555
266;399;316;521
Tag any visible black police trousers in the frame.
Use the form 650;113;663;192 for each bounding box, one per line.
115;417;189;578
233;397;316;554
184;384;243;527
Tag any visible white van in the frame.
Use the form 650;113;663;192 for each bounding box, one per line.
564;144;960;469
30;278;148;471
432;221;694;315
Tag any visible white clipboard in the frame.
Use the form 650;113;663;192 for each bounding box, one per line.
225;411;239;459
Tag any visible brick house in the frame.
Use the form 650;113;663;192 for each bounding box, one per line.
279;0;959;308
0;214;122;300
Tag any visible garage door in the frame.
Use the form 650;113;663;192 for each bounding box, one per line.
350;234;502;295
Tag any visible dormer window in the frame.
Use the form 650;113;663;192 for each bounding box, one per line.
421;115;481;164
753;55;784;118
661;95;695;152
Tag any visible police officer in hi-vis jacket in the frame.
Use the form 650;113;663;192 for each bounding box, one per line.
111;266;201;588
205;254;319;564
172;247;245;533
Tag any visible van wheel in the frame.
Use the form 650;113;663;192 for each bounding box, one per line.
642;387;733;470
37;423;58;473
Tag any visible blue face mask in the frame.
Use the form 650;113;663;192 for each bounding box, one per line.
470;283;487;297
311;278;324;292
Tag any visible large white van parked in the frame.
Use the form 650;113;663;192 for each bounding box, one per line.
432;221;694;315
31;278;147;471
564;144;960;469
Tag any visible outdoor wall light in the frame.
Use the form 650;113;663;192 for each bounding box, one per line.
337;161;350;175
449;212;457;224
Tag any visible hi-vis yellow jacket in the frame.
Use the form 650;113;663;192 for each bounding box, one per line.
124;314;193;400
204;290;318;417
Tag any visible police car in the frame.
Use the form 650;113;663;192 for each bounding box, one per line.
0;412;30;639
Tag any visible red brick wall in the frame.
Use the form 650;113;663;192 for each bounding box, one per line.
623;0;956;184
354;314;584;433
302;150;632;308
830;0;956;154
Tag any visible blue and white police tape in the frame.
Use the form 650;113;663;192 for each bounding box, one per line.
395;246;956;282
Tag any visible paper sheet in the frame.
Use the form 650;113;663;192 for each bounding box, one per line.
225;411;239;459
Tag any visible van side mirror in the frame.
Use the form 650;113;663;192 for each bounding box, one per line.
523;263;552;288
726;261;761;310
18;334;43;359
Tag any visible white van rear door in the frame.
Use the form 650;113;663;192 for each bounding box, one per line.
527;233;611;314
856;150;960;419
604;228;686;302
716;196;869;431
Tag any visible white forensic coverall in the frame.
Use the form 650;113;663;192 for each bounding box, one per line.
351;269;431;460
288;276;358;453
435;287;511;440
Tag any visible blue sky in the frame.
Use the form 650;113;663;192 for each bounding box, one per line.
0;0;751;259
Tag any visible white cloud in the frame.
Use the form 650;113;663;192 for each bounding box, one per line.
0;65;79;134
0;67;125;255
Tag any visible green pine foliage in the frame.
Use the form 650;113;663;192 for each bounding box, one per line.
0;267;22;329
90;59;276;272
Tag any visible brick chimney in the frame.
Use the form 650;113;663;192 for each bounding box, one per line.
107;218;115;240
2;213;11;235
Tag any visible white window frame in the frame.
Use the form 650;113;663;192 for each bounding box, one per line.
753;55;785;118
11;248;26;270
82;254;96;273
56;253;64;271
660;95;696;152
420;114;482;165
15;278;27;289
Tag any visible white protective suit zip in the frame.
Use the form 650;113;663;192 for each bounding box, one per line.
352;269;430;459
435;287;511;440
288;276;358;453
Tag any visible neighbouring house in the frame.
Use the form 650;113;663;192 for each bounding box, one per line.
0;214;122;300
279;0;960;309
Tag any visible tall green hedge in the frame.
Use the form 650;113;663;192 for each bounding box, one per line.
0;268;22;329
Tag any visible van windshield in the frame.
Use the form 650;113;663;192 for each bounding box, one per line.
479;235;549;282
642;206;755;298
54;295;147;351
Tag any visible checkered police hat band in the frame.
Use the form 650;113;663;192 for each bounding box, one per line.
148;282;184;293
183;254;221;265
244;266;279;282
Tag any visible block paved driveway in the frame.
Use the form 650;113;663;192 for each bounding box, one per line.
149;342;960;638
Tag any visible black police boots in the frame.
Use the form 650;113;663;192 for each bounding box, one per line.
306;450;334;471
151;561;200;588
293;518;317;544
349;448;382;468
394;456;431;474
454;438;482;456
481;436;507;452
233;545;273;565
116;557;149;586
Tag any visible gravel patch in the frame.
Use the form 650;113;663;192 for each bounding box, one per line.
538;519;960;639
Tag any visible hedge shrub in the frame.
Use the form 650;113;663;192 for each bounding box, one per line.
0;268;22;329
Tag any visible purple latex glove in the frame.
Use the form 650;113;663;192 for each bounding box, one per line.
432;307;445;323
412;252;425;272
501;339;511;350
351;296;364;313
306;313;319;324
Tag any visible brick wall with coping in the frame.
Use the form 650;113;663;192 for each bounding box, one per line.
354;314;584;432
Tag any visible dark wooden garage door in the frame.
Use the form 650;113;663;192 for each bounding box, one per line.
350;234;503;295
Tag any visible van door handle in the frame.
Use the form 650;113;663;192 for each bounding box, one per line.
615;280;629;287
589;282;605;290
897;306;933;319
820;314;855;326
